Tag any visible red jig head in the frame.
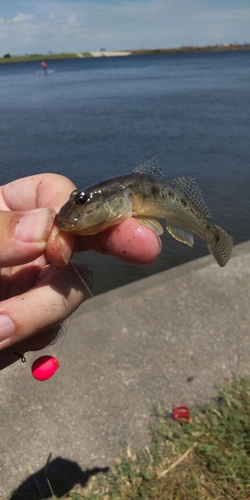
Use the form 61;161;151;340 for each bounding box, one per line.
31;355;60;381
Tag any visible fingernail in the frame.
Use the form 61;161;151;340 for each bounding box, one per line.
56;233;73;265
0;315;15;342
15;208;55;243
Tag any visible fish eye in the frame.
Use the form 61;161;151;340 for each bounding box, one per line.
74;191;89;205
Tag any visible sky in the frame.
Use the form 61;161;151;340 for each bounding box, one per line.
0;0;249;56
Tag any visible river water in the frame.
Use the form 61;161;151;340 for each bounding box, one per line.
0;51;249;293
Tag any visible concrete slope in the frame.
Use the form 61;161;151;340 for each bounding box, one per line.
1;241;250;498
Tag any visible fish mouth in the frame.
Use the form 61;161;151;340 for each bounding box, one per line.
55;214;77;231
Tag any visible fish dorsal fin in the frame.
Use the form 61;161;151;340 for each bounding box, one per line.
133;155;164;178
166;223;194;247
172;177;211;218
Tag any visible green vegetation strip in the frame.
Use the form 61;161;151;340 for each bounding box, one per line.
66;377;250;500
0;53;92;64
1;45;249;64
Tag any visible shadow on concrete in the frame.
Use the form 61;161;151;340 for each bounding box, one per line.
9;455;109;500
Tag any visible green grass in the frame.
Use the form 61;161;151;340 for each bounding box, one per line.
5;377;250;499
65;377;250;500
0;53;92;64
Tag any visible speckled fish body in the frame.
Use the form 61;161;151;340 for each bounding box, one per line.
56;157;233;267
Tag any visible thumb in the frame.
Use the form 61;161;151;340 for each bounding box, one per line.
0;208;55;266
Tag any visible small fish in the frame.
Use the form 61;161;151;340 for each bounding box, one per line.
56;157;233;267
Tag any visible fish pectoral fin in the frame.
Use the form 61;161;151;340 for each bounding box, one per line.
136;217;164;235
166;223;194;247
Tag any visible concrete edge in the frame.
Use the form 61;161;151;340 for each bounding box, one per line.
74;240;250;316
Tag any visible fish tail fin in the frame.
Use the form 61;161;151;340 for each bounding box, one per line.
207;225;233;267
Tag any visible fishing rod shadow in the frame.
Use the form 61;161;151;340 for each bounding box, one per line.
9;454;109;500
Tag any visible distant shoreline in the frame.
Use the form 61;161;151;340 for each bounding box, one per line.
1;44;250;64
132;43;250;55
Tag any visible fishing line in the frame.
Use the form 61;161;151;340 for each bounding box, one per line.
49;261;94;357
13;260;73;379
15;259;111;381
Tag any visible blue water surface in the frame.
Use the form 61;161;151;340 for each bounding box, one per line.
0;51;249;293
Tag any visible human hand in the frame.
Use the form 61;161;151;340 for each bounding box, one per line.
0;174;161;369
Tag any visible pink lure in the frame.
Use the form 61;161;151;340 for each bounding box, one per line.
31;355;60;381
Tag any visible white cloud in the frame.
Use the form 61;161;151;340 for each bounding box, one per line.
67;13;79;26
8;12;35;23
